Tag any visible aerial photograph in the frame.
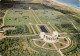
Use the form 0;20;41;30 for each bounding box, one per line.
0;0;80;56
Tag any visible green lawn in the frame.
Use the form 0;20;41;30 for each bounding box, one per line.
33;9;77;33
44;43;55;49
67;15;80;31
27;24;34;34
55;42;65;48
4;3;78;34
55;24;78;33
4;9;36;26
35;41;45;46
32;25;39;34
47;24;55;32
59;38;68;44
34;9;70;24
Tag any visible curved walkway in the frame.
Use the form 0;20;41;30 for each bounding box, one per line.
33;37;71;56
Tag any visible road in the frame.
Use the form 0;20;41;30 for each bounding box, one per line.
29;23;36;34
4;34;39;38
59;33;80;34
31;9;42;24
48;22;56;31
29;8;42;24
1;10;9;28
52;43;64;56
29;9;39;24
66;17;77;30
2;32;80;38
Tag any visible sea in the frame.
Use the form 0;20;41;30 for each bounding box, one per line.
55;0;80;9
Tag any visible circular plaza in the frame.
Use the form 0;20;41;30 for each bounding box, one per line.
32;31;71;50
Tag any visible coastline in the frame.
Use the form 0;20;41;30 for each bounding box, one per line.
51;0;80;10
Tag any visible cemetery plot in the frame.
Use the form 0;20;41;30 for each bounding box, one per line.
34;9;70;24
4;9;36;26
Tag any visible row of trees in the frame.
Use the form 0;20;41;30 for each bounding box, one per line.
63;34;80;56
55;24;78;33
0;36;60;56
0;37;33;56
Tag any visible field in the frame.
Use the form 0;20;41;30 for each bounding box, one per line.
59;38;68;44
4;9;36;26
55;42;66;48
44;43;55;49
34;9;70;24
35;40;45;46
4;3;71;25
3;3;77;35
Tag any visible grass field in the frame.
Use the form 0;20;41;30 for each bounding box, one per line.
4;3;78;34
34;9;70;24
24;0;44;3
27;24;34;34
47;24;55;31
32;25;39;34
55;42;66;48
59;39;68;44
44;43;55;49
35;40;44;46
4;3;71;25
55;24;78;33
4;9;36;26
66;15;80;31
33;9;77;33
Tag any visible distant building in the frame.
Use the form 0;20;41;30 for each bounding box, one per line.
40;31;60;43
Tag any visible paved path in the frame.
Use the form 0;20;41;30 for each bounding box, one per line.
52;43;64;56
60;38;71;50
4;34;38;38
35;24;41;32
33;40;56;50
29;8;42;24
31;9;42;24
48;22;56;31
29;9;39;24
3;10;9;25
45;24;52;33
59;33;80;34
1;10;9;28
58;41;66;45
52;43;58;50
47;0;77;30
58;49;64;56
66;17;77;30
42;42;47;47
35;24;52;33
29;23;36;34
